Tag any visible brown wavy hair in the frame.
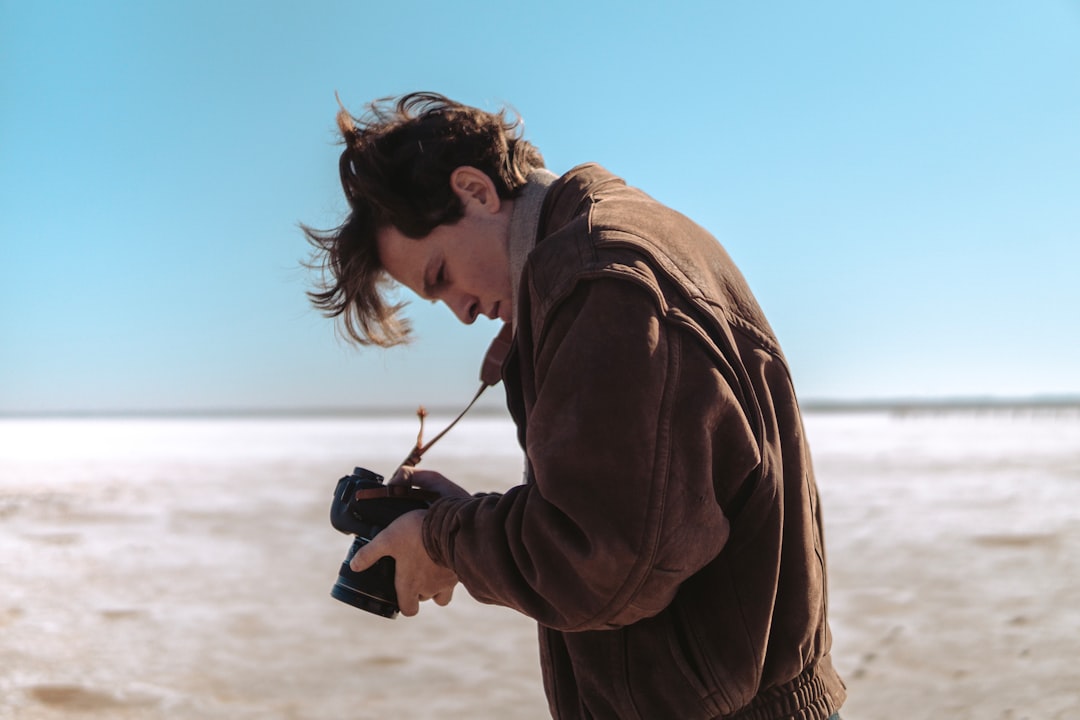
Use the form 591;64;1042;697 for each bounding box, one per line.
303;92;545;347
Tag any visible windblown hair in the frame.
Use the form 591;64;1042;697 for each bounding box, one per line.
303;92;545;347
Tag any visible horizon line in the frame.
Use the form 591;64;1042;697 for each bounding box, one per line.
3;394;1080;419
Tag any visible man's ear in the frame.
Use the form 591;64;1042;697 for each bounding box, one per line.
449;167;501;215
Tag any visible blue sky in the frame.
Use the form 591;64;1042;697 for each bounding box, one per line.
2;0;1078;414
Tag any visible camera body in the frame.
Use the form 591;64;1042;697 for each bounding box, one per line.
329;467;434;618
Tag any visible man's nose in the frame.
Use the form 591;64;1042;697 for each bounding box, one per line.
448;295;479;325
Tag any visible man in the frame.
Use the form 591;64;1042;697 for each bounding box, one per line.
305;92;846;719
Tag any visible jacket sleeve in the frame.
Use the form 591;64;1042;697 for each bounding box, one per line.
422;277;760;631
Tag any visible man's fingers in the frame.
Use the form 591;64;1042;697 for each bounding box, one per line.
400;469;471;498
388;465;414;486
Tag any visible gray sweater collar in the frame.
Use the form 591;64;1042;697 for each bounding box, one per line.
508;169;559;329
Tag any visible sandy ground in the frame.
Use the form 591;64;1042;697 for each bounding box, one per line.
1;409;1078;719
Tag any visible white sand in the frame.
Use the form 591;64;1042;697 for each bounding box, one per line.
1;409;1078;719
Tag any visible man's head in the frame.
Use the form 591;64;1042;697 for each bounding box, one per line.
305;92;545;346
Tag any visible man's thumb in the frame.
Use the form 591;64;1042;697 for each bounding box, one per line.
348;540;384;573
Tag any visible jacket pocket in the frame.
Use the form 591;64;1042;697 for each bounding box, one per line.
622;608;730;719
666;603;732;715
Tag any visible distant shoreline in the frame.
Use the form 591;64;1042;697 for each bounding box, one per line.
802;396;1080;414
3;396;1079;419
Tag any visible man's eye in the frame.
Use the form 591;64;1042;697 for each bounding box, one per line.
435;266;446;286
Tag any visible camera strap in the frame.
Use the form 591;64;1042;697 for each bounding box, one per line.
399;381;491;468
398;323;513;469
352;484;441;503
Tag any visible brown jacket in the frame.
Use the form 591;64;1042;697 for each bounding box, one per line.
423;165;846;719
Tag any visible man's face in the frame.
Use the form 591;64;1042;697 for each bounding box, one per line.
377;206;514;326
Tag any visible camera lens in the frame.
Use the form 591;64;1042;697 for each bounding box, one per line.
331;537;399;618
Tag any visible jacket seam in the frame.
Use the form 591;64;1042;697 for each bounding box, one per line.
625;330;681;715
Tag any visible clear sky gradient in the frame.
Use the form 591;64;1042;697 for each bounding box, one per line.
2;1;1078;414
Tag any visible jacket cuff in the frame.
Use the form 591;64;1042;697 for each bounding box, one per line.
421;496;472;569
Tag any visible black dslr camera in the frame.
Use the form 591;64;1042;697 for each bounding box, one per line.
329;467;437;618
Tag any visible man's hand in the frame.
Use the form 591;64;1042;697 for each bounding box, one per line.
388;466;471;499
348;508;459;617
